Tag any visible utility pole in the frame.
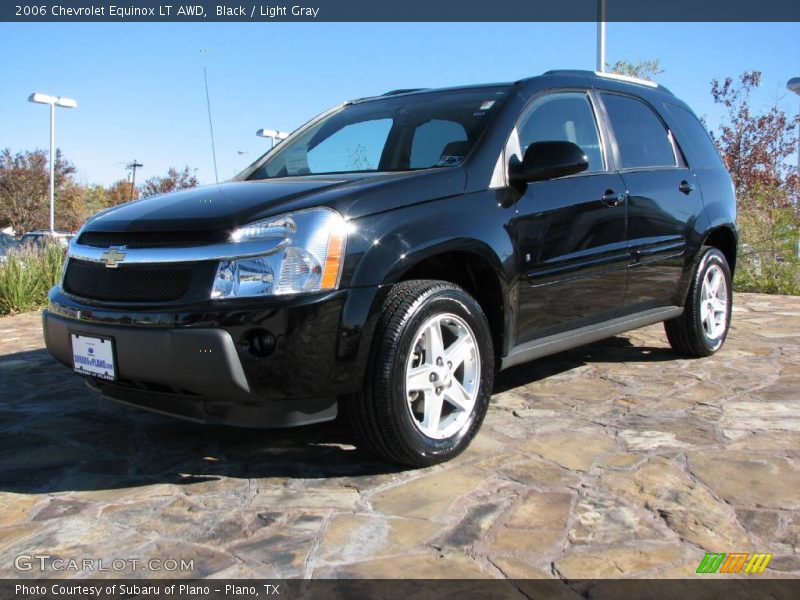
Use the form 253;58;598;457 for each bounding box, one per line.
126;159;143;200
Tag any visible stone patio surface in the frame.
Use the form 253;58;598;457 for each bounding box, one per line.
0;293;798;580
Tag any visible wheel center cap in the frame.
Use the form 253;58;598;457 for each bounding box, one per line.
435;367;451;387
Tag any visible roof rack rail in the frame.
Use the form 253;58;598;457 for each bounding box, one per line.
381;88;428;96
593;71;659;88
542;69;668;93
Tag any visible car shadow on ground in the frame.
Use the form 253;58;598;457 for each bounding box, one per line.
0;337;680;494
493;334;681;393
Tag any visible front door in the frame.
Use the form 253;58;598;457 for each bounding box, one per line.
509;91;629;344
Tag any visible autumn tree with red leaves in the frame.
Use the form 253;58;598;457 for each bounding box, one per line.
709;71;800;294
709;70;799;206
140;166;199;198
0;148;83;233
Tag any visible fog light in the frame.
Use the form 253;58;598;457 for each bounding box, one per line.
245;329;276;357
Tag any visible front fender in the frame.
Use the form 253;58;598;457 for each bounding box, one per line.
342;191;515;289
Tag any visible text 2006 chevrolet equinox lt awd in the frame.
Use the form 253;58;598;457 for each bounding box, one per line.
43;70;737;466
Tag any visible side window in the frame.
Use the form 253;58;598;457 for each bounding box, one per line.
601;94;676;169
663;103;725;170
306;118;392;173
410;119;468;168
515;92;605;172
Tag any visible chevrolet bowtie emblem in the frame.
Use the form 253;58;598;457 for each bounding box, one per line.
99;247;127;268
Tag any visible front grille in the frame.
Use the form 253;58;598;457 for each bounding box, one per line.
63;259;193;302
78;230;228;248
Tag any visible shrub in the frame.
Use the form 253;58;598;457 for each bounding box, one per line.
734;186;800;295
0;242;65;315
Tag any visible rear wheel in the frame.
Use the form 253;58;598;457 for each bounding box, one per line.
665;247;732;357
344;279;494;467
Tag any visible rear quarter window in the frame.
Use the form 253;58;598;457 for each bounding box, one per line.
601;93;677;169
663;103;725;170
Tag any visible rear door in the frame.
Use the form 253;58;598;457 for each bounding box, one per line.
598;92;702;312
509;91;629;344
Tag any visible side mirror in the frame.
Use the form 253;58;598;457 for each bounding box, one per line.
509;141;589;186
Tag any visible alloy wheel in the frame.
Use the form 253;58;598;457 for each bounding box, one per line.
404;313;481;440
700;264;728;340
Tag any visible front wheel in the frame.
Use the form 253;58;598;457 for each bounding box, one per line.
344;280;494;467
665;247;732;357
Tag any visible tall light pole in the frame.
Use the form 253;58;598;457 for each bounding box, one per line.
28;92;77;233
788;77;800;172
788;78;800;259
256;129;289;149
596;0;606;72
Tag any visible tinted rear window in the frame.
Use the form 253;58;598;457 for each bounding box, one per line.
663;103;725;170
601;93;676;169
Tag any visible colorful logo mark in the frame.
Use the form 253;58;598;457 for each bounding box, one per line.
696;552;773;574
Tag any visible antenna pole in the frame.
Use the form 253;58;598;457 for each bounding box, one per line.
203;65;219;184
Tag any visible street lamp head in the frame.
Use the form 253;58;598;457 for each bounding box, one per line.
256;129;289;139
28;92;77;108
788;77;800;96
29;92;57;105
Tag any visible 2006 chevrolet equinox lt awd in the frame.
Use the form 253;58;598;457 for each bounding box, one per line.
43;70;737;466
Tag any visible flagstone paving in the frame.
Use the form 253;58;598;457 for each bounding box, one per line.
0;293;798;580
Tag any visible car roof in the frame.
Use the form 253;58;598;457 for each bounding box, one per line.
349;82;514;104
352;69;673;104
537;69;673;95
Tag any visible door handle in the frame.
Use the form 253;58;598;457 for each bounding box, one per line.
601;190;625;207
679;180;695;194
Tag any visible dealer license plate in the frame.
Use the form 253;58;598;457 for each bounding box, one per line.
71;333;116;381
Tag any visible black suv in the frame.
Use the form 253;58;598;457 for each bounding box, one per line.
43;70;736;466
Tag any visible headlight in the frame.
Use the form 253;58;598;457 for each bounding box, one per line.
211;207;346;299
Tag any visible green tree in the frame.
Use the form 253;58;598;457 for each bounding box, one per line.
608;59;664;81
81;185;110;215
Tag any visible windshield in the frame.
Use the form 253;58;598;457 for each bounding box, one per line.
240;86;510;180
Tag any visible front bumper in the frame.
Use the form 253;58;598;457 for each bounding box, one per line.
43;285;383;427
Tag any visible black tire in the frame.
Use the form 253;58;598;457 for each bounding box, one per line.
343;279;494;467
665;247;732;357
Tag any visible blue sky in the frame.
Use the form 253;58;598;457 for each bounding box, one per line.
1;22;798;185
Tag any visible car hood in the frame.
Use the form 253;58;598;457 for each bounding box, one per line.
84;169;467;233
